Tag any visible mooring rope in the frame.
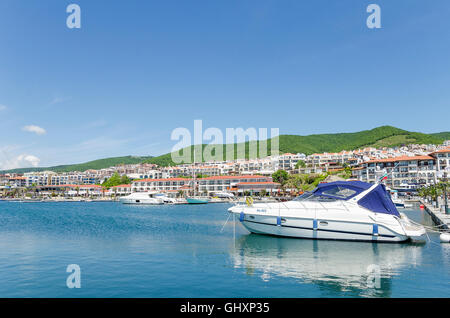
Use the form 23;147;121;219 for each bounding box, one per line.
220;211;232;233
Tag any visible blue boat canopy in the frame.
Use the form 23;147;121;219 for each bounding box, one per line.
311;181;400;216
357;184;400;216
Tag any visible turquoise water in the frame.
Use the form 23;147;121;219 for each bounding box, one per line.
0;201;448;297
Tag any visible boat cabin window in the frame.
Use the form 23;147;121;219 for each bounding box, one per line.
293;192;340;202
320;186;357;199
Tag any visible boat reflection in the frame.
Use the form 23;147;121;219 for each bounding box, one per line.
231;234;424;297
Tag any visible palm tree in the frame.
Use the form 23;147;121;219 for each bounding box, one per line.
419;186;432;203
428;185;442;208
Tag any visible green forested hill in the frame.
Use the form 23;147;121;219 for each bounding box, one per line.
430;132;450;140
1;156;153;174
2;126;448;172
145;126;449;166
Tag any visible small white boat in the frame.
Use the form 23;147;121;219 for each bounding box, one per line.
154;193;177;204
119;192;164;205
388;189;405;208
213;191;235;199
228;181;426;243
392;198;405;208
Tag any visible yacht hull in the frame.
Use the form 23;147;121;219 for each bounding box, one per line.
186;198;209;204
229;210;409;242
120;199;163;205
227;181;426;243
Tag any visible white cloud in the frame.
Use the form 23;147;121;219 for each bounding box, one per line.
0;104;7;111
49;96;70;105
0;154;40;170
22;125;47;135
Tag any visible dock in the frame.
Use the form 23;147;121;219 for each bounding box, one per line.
420;200;450;230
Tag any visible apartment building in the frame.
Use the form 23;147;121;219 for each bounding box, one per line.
8;176;27;188
131;175;272;194
132;178;191;192
237;158;276;175
234;181;280;195
110;184;132;196
127;169;165;180
25;171;55;187
353;155;437;189
277;153;306;171
430;147;450;174
197;175;272;194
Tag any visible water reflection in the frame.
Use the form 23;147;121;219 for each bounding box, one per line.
231;234;424;297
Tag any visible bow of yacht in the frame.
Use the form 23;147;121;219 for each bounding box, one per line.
119;191;164;205
228;181;426;243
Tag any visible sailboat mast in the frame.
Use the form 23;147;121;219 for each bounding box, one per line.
193;147;196;196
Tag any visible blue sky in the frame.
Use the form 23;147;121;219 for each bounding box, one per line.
0;1;449;169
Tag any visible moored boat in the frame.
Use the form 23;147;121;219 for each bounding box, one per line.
388;189;406;208
119;191;164;205
185;152;210;205
228;181;426;243
186;197;209;204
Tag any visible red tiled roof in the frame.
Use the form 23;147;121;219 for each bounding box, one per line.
430;147;450;154
57;184;102;188
134;177;190;182
237;182;280;185
201;175;268;180
133;175;269;183
112;184;131;188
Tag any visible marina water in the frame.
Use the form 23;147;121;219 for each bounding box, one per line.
0;201;448;297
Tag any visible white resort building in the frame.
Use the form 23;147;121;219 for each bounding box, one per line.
353;155;437;189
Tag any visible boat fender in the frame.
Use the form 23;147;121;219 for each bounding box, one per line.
277;216;281;226
313;219;318;230
373;224;379;236
440;233;450;243
239;212;245;222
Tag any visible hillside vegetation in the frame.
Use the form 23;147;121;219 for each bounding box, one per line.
1;156;153;174
145;126;449;166
2;126;448;173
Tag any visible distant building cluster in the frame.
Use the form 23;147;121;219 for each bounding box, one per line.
1;141;449;196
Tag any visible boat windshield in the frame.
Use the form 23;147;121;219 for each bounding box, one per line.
293;192;341;202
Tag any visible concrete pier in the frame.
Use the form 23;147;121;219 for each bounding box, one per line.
420;200;450;230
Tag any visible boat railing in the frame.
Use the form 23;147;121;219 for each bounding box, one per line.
234;198;349;213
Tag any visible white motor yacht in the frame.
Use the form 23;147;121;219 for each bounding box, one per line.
119;191;164;205
228;181;426;243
